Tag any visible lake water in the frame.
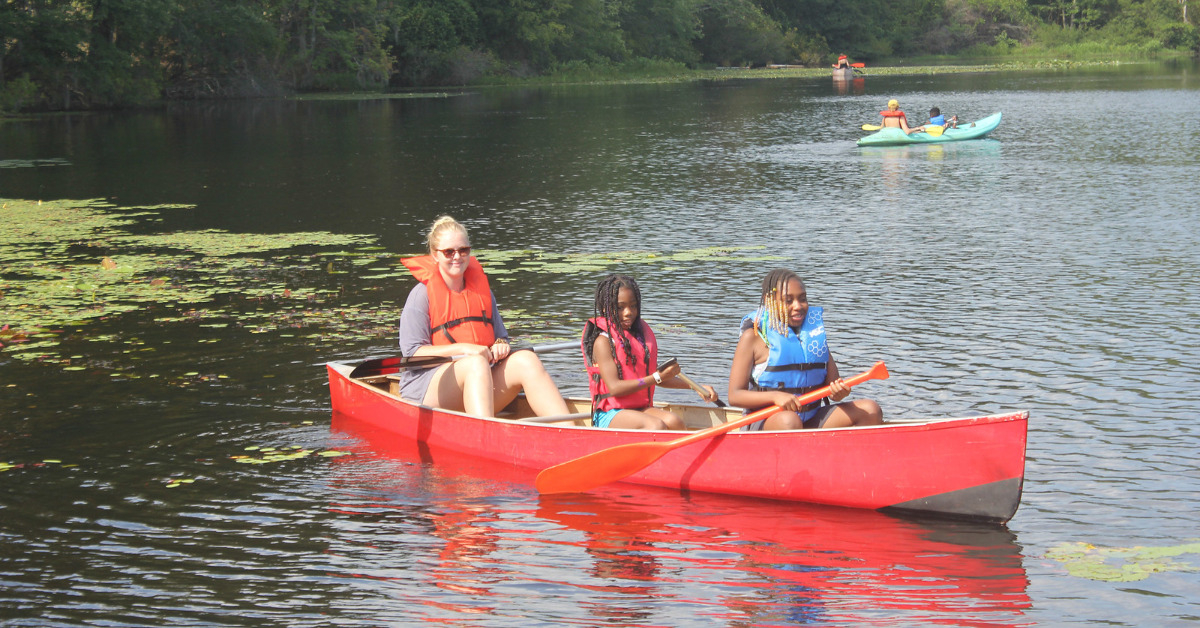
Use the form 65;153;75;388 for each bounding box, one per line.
2;60;1199;626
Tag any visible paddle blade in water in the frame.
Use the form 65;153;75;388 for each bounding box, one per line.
925;125;945;137
536;441;670;494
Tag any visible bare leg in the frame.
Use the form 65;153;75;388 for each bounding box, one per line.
424;355;495;417
491;351;569;416
607;407;685;430
608;408;677;430
820;399;883;428
643;407;686;430
762;409;803;430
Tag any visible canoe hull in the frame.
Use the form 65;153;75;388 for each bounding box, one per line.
857;111;1003;147
327;363;1028;522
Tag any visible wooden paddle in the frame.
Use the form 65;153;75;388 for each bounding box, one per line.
675;370;727;407
535;361;889;494
349;341;577;378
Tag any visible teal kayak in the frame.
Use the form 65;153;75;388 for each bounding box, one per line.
857;111;1002;147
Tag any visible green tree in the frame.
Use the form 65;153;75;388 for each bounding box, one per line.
619;0;702;64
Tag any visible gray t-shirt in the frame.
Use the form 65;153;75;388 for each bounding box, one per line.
396;283;508;402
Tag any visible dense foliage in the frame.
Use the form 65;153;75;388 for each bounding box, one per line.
1;0;1195;110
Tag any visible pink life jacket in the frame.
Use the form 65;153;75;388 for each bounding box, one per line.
582;317;658;411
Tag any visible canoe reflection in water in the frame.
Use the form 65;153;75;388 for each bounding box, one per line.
328;413;1032;626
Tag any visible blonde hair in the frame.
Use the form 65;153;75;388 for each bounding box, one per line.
426;215;469;254
756;269;804;339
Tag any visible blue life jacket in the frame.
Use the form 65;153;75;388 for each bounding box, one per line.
741;306;829;421
929;114;946;126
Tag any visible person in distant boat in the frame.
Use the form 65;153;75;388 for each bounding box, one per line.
879;99;916;134
927;106;957;128
914;106;958;134
727;269;883;431
582;274;717;429
832;54;851;69
397;215;569;418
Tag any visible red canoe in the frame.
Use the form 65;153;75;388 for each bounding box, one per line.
327;362;1029;523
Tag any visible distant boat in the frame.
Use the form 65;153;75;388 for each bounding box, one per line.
833;67;856;81
858;112;1003;146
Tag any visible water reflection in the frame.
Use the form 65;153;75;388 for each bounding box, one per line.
833;76;866;96
330;412;1031;626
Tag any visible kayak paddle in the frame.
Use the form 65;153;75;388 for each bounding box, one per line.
862;124;882;131
350;340;577;378
535;361;889;495
850;62;865;68
923;125;945;137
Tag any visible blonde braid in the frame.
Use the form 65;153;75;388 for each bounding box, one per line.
757;269;803;341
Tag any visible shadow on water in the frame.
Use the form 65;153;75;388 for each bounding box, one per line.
328;411;1031;626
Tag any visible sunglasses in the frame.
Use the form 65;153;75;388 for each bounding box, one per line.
437;247;472;259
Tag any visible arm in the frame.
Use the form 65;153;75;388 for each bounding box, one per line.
488;292;511;361
589;335;668;398
727;328;800;411
824;354;850;402
657;364;718;401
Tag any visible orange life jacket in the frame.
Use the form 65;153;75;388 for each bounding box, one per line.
880;110;906;118
402;255;495;346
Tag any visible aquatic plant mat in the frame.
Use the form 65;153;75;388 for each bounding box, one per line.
1;197;781;382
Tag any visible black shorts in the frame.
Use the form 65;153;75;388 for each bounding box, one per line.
740;404;835;432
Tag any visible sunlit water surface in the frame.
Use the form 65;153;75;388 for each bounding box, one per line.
2;61;1199;626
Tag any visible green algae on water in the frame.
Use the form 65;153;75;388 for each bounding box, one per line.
1047;540;1200;582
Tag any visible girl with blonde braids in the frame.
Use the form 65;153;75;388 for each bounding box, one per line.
727;269;883;431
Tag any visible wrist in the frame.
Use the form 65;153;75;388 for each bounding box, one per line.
493;337;508;345
652;371;663;385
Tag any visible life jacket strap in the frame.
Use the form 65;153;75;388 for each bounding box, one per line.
431;315;493;343
762;362;826;373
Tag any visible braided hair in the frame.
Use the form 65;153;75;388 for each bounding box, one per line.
755;269;805;344
583;274;648;379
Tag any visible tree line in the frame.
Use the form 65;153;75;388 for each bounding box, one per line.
1;0;1196;111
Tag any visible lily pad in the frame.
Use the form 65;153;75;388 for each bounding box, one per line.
1047;540;1200;582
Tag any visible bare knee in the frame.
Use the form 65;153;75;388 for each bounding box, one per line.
457;354;493;381
504;350;546;374
852;399;883;425
765;411;802;431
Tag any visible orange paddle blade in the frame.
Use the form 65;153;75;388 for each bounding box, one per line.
535;441;671;494
850;62;865;68
535;361;888;494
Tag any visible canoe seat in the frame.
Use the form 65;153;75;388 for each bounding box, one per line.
515;412;592;425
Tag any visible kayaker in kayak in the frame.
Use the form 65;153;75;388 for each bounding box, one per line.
582;274;717;429
832;54;850;69
914;106;958;134
397;215;570;418
879;99;917;134
927;106;957;128
727;269;883;431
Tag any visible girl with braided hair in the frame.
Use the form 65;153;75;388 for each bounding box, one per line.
582;274;717;429
728;269;883;431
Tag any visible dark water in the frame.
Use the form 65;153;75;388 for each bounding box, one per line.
3;61;1199;625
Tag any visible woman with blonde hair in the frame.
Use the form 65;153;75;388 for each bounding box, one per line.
396;216;569;418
